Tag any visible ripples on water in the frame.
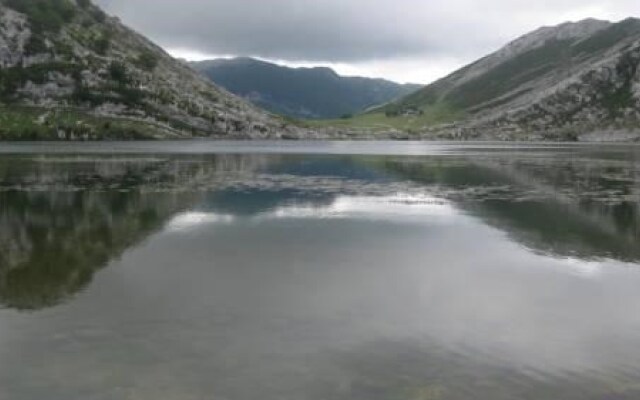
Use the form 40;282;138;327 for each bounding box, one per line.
0;142;639;400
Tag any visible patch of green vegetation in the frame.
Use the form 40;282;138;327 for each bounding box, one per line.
135;50;159;72
0;106;162;140
108;61;129;84
24;34;48;56
97;61;146;106
389;79;451;112
5;0;76;34
4;0;77;56
470;88;534;113
112;85;146;106
447;39;573;109
52;39;76;60
599;51;638;117
0;62;82;101
5;0;112;56
91;32;112;55
67;61;147;109
362;39;575;132
70;83;146;109
601;85;635;115
304;102;462;132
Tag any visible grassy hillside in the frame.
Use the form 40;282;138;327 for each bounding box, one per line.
388;20;640;115
341;18;640;138
303;102;462;132
0;106;174;140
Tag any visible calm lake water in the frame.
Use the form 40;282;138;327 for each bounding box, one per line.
0;141;639;400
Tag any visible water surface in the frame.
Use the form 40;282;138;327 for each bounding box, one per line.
0;141;639;400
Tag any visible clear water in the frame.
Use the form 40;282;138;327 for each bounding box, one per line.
0;141;639;400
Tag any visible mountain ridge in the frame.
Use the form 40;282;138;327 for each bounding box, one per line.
191;57;422;119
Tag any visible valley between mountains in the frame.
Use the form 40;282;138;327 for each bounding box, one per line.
1;0;639;141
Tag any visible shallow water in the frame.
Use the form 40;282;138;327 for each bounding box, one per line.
0;141;639;400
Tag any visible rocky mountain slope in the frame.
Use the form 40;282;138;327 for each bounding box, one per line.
2;2;638;142
376;18;640;141
191;57;421;119
0;0;302;140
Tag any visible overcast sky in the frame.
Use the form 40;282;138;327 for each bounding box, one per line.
96;0;638;83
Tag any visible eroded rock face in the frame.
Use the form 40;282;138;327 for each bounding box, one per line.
632;60;640;99
0;7;29;67
464;43;640;140
0;1;305;139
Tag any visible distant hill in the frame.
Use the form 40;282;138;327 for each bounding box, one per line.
191;57;422;119
0;0;299;140
353;18;640;141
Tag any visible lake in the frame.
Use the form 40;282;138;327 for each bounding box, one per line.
0;141;639;400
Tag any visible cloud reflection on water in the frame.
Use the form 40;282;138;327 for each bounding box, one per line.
167;193;456;233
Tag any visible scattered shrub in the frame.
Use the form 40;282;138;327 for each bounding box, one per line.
72;83;95;105
24;35;48;56
108;61;129;84
135;51;159;71
0;63;80;100
117;87;145;106
91;7;107;23
92;33;111;55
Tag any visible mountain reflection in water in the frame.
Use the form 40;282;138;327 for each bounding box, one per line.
0;144;639;400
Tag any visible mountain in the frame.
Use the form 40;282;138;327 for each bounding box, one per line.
191;57;422;119
371;18;640;141
2;3;637;142
0;0;301;140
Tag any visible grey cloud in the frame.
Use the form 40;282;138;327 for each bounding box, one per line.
96;0;639;63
